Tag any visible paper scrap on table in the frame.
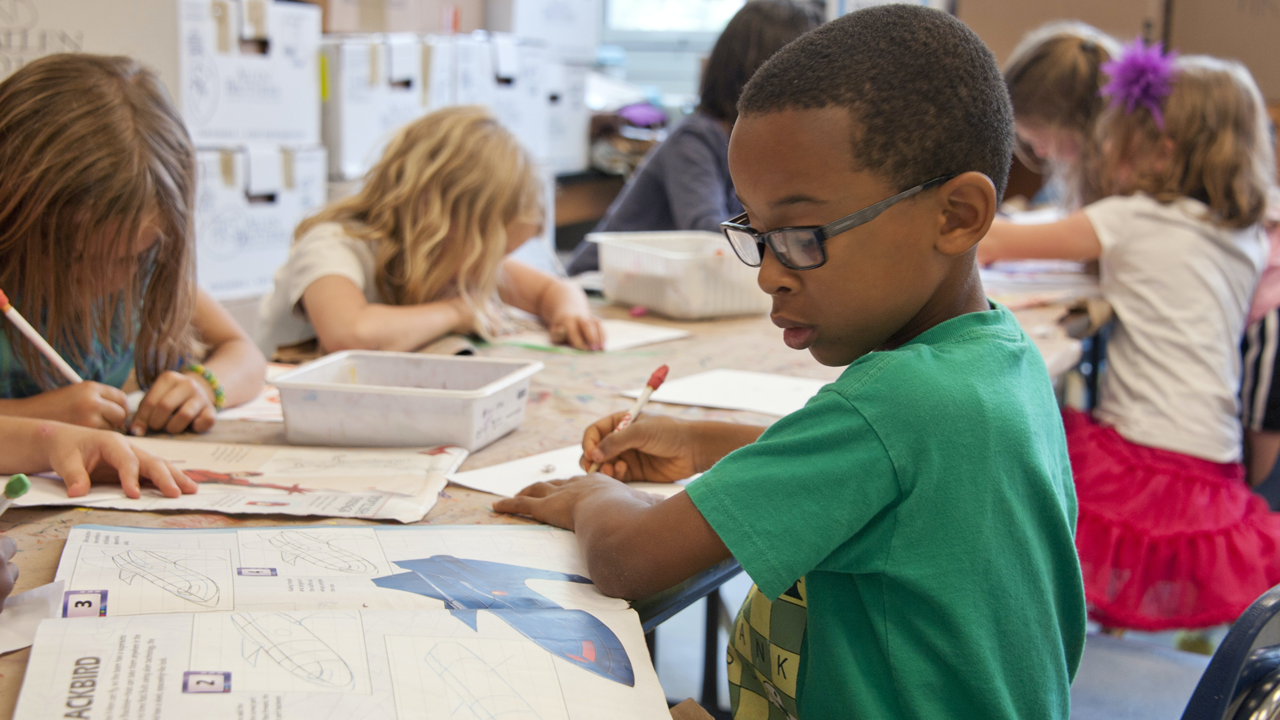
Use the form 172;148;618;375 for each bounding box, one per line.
7;437;468;523
1006;207;1068;225
449;445;692;499
624;369;828;417
498;319;690;352
0;581;63;655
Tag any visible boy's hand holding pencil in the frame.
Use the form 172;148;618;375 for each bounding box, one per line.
580;412;701;483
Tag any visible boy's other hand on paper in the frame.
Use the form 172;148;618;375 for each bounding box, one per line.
18;381;128;430
548;312;605;351
493;475;662;530
130;370;218;436
0;537;16;610
581;412;699;483
38;422;196;499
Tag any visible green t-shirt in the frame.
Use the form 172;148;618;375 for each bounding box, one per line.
686;304;1085;719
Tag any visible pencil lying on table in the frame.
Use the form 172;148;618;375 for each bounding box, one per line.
0;288;82;384
588;364;670;473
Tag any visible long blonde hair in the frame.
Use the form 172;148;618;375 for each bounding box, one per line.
0;54;197;390
297;106;543;336
1004;22;1121;208
1092;55;1275;229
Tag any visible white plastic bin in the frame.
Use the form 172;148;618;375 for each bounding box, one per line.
273;351;544;451
588;231;771;319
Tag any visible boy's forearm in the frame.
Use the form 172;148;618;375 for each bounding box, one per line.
572;485;732;600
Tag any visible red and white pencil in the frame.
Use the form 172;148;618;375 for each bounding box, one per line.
588;364;670;473
0;288;82;384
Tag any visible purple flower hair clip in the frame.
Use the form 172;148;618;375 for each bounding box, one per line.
1100;38;1179;130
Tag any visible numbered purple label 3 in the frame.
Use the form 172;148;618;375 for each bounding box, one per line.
62;590;107;618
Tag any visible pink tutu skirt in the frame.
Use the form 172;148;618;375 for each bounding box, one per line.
1064;409;1280;630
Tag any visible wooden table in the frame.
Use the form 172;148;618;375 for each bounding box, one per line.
0;301;1087;715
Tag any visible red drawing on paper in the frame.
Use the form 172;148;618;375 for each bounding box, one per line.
184;470;312;495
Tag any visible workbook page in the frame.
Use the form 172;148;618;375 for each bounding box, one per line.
9;439;467;523
16;608;669;720
52;525;628;618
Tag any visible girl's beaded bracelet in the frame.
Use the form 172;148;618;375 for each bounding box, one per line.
184;363;226;411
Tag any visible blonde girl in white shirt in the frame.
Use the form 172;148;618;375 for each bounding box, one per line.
258;106;603;357
979;46;1275;632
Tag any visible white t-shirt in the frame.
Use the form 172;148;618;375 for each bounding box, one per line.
1084;194;1267;463
255;222;380;355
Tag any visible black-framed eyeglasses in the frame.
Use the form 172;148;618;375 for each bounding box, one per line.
720;175;955;270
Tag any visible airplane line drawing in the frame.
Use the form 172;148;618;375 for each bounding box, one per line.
372;556;634;686
231;612;355;688
426;641;547;720
267;531;379;574
111;550;221;607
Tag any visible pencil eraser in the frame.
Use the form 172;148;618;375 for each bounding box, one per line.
4;474;29;500
647;365;669;390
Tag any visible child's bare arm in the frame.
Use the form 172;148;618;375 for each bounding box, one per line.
498;259;604;351
976;211;1102;264
131;289;267;435
580;412;766;482
301;275;473;352
0;416;196;498
495;478;732;599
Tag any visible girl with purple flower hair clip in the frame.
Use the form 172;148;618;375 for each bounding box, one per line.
979;46;1277;634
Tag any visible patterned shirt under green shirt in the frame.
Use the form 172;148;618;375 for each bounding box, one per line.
685;304;1086;719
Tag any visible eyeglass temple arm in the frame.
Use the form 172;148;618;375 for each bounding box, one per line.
819;176;953;239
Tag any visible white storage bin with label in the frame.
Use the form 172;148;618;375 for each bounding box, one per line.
589;231;772;320
273;351;544;450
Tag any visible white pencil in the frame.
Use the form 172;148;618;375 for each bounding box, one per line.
588;364;670;473
0;288;82;385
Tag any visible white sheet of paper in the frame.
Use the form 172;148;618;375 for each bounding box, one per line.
0;581;63;655
216;385;283;422
498;319;690;352
8;438;468;523
624;369;828;417
449;445;690;499
1006;207;1068;225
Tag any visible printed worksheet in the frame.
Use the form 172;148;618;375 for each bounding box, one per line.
22;524;668;719
53;525;627;618
16;608;669;720
625;368;829;417
449;445;692;499
9;438;467;523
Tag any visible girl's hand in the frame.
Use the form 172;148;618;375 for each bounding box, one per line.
548;312;604;351
581;412;699;483
20;382;129;430
37;423;197;498
130;370;217;436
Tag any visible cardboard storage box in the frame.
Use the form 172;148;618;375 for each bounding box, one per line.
195;145;328;300
954;0;1165;65
303;0;483;33
455;32;550;162
0;0;321;146
546;61;590;174
322;34;456;179
486;0;602;64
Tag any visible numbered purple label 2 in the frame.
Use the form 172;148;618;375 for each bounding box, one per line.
62;590;108;618
183;671;231;693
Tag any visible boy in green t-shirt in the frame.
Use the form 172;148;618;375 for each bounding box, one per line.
496;5;1086;718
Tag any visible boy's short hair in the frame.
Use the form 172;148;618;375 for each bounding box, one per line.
738;4;1015;200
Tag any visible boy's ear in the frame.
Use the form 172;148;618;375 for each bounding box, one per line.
934;172;998;256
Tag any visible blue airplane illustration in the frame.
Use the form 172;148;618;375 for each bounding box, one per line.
372;555;634;687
